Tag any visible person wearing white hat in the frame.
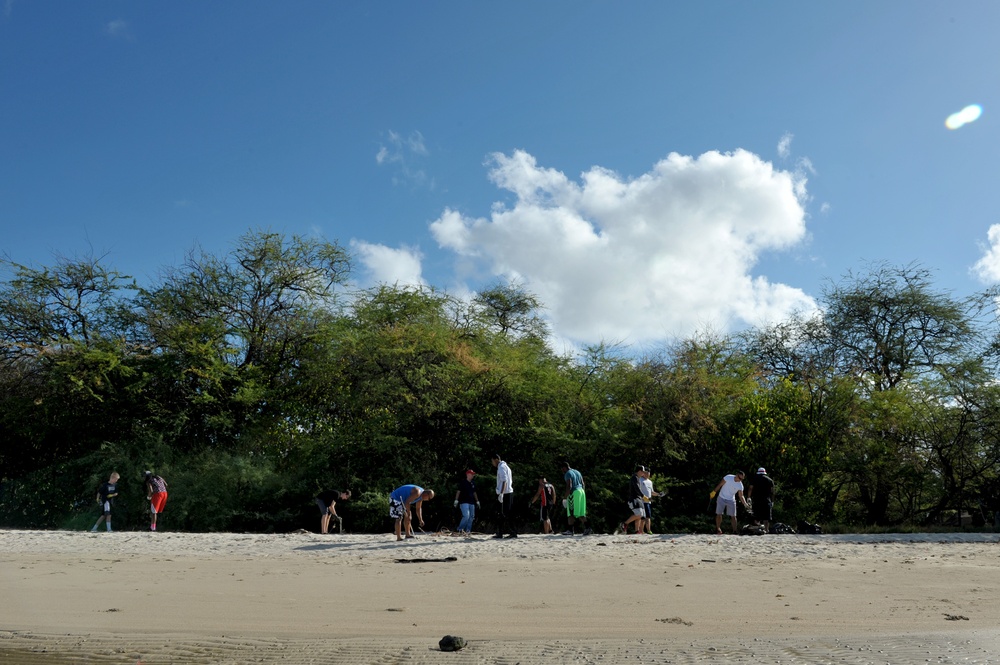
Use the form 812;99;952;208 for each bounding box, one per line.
746;467;775;533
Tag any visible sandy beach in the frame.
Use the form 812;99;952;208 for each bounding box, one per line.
1;529;999;664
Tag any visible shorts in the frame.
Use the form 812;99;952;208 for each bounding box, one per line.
567;488;586;518
389;498;406;520
643;502;652;519
539;505;551;522
716;497;737;516
628;498;645;517
150;492;168;514
101;501;111;516
755;498;773;521
316;498;332;515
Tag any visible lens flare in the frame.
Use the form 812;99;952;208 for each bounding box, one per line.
945;104;983;130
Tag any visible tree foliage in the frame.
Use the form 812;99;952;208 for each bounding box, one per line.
2;247;999;533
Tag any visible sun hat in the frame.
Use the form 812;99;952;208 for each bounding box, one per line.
757;467;766;474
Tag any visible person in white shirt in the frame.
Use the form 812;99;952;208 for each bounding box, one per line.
710;471;750;535
639;468;663;535
491;454;516;539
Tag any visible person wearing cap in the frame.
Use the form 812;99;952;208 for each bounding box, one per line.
560;461;591;535
491;454;517;538
143;471;168;532
453;469;480;535
315;489;351;534
710;470;750;535
746;467;775;533
389;484;435;541
616;465;648;535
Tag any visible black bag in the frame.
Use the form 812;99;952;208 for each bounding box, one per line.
797;520;822;534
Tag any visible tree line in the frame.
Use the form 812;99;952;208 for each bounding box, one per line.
2;229;999;533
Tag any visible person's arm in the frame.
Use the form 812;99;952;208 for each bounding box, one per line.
737;489;749;508
328;500;338;517
530;487;541;504
454;490;461;507
415;499;424;526
146;482;152;500
746;484;754;499
710;479;725;497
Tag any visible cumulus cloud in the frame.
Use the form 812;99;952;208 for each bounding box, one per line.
971;224;1000;283
430;149;817;345
351;240;425;288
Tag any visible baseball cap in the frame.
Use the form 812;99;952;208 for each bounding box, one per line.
757;467;766;474
465;469;476;475
636;465;648;473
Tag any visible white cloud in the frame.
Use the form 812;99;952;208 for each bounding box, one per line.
375;130;432;188
777;133;793;159
351;240;425;288
972;224;1000;283
105;19;131;39
430;149;817;345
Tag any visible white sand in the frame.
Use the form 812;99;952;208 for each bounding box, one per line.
1;529;999;663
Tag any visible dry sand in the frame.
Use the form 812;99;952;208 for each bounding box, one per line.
1;528;999;663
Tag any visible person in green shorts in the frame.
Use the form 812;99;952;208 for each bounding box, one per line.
560;461;591;535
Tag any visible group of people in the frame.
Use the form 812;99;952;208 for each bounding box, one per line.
90;471;169;533
615;465;665;535
95;461;774;539
710;467;775;535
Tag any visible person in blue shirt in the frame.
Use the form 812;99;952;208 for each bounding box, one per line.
389;484;435;541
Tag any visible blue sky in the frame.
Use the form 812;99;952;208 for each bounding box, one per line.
2;2;998;349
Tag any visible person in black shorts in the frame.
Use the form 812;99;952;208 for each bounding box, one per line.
315;489;351;534
91;472;120;533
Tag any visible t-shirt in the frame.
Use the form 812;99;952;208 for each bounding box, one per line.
719;474;744;501
564;468;583;491
628;474;643;501
390;485;424;504
749;474;774;501
640;477;653;502
316;489;342;505
147;476;167;493
98;482;118;505
457;478;477;504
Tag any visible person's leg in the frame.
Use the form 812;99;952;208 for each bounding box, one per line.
395;517;403;541
715;512;723;534
458;503;472;532
730;514;739;534
91;515;104;532
502;493;516;537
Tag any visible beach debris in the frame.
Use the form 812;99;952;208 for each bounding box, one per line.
439;635;467;651
655;617;692;626
394;556;458;564
943;614;969;621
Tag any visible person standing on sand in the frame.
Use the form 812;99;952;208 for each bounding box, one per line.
746;467;774;533
529;477;557;534
560;461;591;535
491;454;517;539
453;470;480;535
711;471;750;535
91;472;120;532
144;471;169;532
616;466;647;535
389;485;434;541
639;467;664;535
315;489;351;534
